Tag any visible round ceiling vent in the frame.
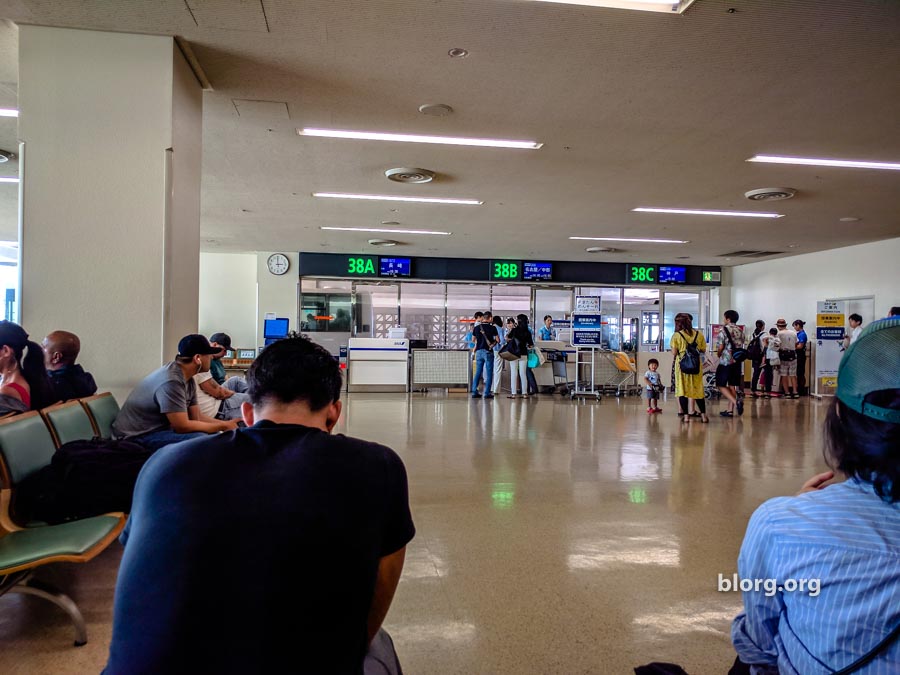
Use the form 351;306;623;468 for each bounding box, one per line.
368;239;398;247
0;149;14;163
744;187;796;201
418;103;453;117
385;167;436;184
585;246;621;253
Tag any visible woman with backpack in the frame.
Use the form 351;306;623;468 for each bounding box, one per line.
506;314;535;399
0;320;54;413
748;320;767;398
670;313;708;422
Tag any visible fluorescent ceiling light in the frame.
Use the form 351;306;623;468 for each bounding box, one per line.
321;227;452;236
0;177;19;183
530;0;696;14
299;128;542;150
0;108;18;118
747;155;900;171
633;207;783;219
570;236;688;244
313;192;482;205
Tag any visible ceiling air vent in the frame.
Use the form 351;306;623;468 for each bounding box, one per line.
385;168;436;184
719;250;784;258
744;187;796;201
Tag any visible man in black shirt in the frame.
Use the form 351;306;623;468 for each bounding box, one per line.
105;335;415;675
42;330;98;402
471;310;500;399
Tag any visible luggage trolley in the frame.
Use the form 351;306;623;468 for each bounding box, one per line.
601;351;641;397
546;349;573;395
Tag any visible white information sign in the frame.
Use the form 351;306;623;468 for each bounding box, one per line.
575;296;601;314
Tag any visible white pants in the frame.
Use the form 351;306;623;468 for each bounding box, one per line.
509;357;528;395
491;354;504;393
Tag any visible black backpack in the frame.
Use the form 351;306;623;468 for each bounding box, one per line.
747;331;764;360
679;331;701;375
15;438;154;524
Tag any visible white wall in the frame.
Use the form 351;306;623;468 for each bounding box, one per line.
729;237;900;326
257;251;299;345
199;252;258;347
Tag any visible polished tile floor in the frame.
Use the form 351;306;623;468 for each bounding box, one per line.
0;392;830;674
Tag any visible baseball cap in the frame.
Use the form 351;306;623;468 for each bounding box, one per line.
209;332;232;350
836;317;900;424
177;334;221;357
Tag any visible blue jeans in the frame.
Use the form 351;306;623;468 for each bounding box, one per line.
134;429;208;452
472;349;494;394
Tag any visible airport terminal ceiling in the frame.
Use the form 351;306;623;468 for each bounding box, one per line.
0;1;899;263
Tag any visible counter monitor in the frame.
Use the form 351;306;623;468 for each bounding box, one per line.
658;265;687;284
379;257;411;277
523;262;552;281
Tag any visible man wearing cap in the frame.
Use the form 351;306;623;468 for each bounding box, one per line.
112;335;239;451
775;318;799;399
208;332;232;386
731;318;900;672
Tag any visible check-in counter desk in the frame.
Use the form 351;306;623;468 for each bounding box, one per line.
347;338;410;393
533;340;578;386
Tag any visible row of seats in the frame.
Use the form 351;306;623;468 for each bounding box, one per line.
0;393;125;647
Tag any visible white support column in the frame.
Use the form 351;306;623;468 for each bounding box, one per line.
18;26;202;400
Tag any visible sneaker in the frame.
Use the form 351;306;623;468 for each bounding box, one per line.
737;399;744;416
720;410;734;417
654;408;663;413
484;394;494;399
471;393;482;399
647;407;654;414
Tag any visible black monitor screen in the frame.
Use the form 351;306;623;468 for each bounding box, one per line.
523;262;552;281
658;266;687;284
263;318;290;339
379;257;411;277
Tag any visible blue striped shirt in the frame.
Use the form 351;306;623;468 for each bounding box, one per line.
732;478;900;674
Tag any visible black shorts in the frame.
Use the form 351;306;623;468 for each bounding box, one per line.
716;363;742;387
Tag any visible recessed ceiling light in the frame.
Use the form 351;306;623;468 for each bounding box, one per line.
418;103;453;117
313;192;481;205
0;177;20;183
368;239;398;247
0;109;18;118
571;236;688;244
633;207;783;219
839;217;860;222
321;226;452;236
448;48;469;58
531;0;696;14
585;246;621;253
298;128;542;150
747;155;900;171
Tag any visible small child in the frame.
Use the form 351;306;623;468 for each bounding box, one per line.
644;358;663;413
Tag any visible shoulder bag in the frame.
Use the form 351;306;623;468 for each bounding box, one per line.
725;326;749;363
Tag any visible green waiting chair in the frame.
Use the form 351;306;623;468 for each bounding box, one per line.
79;392;120;440
0;411;125;646
41;401;98;447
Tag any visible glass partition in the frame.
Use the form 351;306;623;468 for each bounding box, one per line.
662;291;703;348
399;282;446;347
576;287;623;350
299;279;352;333
623;288;660;353
353;283;399;338
447;284;491;349
491;284;531;323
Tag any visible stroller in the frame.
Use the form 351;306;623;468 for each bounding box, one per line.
702;352;721;399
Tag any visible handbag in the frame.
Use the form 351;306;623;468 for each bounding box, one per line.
527;348;540;368
498;338;521;361
725;326;749;364
679;331;701;375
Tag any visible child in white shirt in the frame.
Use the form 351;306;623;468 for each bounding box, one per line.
644;359;663;414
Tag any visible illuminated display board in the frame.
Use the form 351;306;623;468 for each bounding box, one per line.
658;265;687;284
490;260;522;281
345;255;378;276
523;262;552;281
379;257;411;277
626;263;657;284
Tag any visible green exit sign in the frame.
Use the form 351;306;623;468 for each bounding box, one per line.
490;260;522;281
626;263;657;284
346;255;377;276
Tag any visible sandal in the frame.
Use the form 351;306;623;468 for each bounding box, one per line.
700;415;710;423
689;412;702;418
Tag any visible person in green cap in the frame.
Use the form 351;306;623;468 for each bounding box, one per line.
730;317;900;673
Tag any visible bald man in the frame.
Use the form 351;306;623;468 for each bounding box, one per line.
42;330;98;402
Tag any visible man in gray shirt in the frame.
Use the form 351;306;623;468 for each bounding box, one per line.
112;334;239;451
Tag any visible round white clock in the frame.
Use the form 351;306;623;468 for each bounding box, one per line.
267;253;290;276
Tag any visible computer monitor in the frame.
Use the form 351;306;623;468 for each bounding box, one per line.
263;317;290;340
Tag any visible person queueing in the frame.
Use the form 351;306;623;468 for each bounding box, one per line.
490;315;505;395
792;320;808;396
730;318;900;673
0;320;53;414
643;358;663;414
671;313;708;423
507;314;535;400
748;320;767;398
471;311;499;399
